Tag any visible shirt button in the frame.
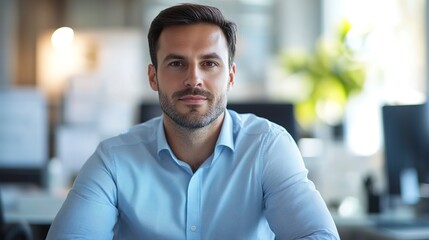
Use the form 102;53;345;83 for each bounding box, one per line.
191;225;197;232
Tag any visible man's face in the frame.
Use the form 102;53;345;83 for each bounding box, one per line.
148;23;235;129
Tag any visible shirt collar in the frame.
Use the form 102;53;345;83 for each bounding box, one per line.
157;117;170;154
156;110;235;157
215;110;235;152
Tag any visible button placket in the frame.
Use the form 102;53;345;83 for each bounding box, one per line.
186;170;202;239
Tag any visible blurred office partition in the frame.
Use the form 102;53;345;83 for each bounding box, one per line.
0;88;48;185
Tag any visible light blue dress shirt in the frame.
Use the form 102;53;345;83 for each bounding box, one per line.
47;110;339;240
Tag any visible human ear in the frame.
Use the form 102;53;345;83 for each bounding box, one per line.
148;64;158;91
228;63;236;90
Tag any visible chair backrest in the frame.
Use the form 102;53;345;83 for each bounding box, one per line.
227;102;297;141
138;102;298;140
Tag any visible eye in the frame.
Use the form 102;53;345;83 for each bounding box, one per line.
202;61;218;68
168;60;185;68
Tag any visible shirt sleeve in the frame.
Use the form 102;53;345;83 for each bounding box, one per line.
262;129;340;240
46;143;118;240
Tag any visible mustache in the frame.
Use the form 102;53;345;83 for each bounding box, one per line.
173;88;213;99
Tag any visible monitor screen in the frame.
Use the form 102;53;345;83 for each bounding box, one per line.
382;103;428;197
0;88;48;186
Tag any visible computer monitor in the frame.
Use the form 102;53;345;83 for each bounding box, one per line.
139;102;297;141
0;88;48;187
382;103;429;199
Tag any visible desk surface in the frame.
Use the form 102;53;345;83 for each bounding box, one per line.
3;187;429;240
2;186;67;224
335;214;429;240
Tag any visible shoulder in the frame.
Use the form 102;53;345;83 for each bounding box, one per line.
227;109;287;136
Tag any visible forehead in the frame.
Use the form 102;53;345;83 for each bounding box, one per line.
157;23;228;59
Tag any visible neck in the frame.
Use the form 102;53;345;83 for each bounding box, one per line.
163;112;224;171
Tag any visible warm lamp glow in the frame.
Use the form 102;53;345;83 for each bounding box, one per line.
51;27;74;49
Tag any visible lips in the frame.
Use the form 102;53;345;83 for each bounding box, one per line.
179;95;207;100
179;95;207;104
174;88;212;103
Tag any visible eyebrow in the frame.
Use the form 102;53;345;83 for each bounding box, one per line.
162;54;185;64
161;52;223;64
200;53;223;61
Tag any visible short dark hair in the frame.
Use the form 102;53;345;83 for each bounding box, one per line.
148;3;237;69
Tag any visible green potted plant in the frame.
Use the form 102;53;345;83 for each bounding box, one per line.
280;19;367;134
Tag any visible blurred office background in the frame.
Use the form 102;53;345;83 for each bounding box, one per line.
1;0;429;239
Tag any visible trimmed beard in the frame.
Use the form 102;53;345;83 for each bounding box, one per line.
158;87;226;129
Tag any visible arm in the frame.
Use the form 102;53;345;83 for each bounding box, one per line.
46;143;118;240
262;130;339;240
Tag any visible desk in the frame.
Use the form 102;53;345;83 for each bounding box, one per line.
3;187;429;240
2;186;66;225
335;214;429;240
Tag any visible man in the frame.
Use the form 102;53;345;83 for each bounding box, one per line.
47;3;339;239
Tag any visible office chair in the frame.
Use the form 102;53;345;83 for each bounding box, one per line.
0;189;33;240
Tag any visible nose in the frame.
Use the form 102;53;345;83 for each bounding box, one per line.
184;63;203;88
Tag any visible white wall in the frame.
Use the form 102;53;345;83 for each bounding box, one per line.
274;0;321;51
